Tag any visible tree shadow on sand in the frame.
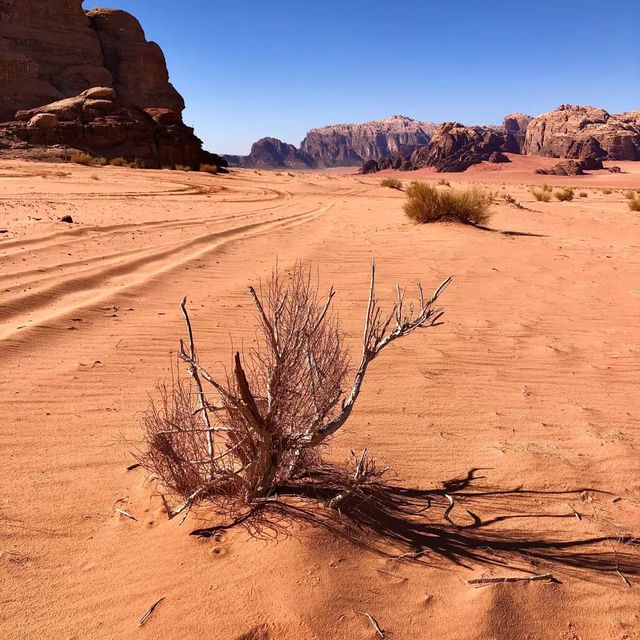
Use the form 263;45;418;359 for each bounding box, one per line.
190;468;639;582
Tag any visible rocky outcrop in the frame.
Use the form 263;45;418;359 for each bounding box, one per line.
522;105;640;161
226;137;315;169
503;113;532;153
361;122;510;174
534;157;603;176
300;115;436;166
0;0;217;167
5;87;204;167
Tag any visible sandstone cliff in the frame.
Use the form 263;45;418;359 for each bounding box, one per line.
0;0;215;168
522;105;640;161
300;115;436;166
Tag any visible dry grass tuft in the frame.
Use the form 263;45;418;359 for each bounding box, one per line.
628;198;640;212
532;189;551;202
554;188;574;202
109;157;127;167
70;152;93;166
404;182;492;226
381;177;403;190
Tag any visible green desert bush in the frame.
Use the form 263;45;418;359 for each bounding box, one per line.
404;182;492;226
381;177;403;190
532;189;551;202
109;157;127;167
70;152;93;166
628;198;640;212
555;188;574;202
200;163;219;174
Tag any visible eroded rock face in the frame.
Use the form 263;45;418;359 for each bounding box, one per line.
522;105;640;160
227;137;315;169
86;9;184;113
300;115;436;166
7;88;203;168
0;1;215;166
0;0;108;120
503;113;532;153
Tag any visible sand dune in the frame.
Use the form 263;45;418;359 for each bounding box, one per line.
1;161;639;639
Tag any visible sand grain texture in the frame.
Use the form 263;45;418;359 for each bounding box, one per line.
1;160;639;639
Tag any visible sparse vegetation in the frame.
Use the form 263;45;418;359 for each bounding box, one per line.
381;177;403;190
140;263;450;520
128;158;146;169
554;188;574;202
109;157;127;167
176;164;192;172
200;163;219;174
70;152;94;166
602;188;613;195
437;178;451;187
628;197;640;212
532;189;551;202
541;183;552;192
579;192;588;198
404;182;492;226
624;190;637;200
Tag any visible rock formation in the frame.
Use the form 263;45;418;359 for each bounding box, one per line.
226;137;315;169
300;115;436;166
522;105;640;161
503;113;532;153
362;122;510;174
0;0;219;168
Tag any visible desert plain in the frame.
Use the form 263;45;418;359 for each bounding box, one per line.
1;157;639;639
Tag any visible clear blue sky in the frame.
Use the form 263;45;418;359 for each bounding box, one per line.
83;0;639;155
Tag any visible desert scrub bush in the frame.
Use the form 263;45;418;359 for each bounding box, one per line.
200;163;219;174
532;189;551;202
109;157;127;167
381;177;403;190
628;198;640;212
437;178;451;187
404;182;492;226
579;192;588;198
624;190;637;200
175;164;192;172
91;157;107;167
554;188;574;202
70;152;93;166
602;188;613;195
140;263;451;520
541;183;552;192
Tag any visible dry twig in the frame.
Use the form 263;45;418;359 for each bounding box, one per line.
138;597;165;626
468;573;556;585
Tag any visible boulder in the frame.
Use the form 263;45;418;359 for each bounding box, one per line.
27;113;58;129
535;160;586;176
488;151;511;163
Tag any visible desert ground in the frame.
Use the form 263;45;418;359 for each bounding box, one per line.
1;157;639;639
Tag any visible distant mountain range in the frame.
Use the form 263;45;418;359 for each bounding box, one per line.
226;107;640;172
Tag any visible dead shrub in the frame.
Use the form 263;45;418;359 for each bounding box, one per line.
381;177;403;190
555;188;574;202
579;192;588;198
404;182;492;226
532;189;551;202
140;263;451;521
628;198;640;212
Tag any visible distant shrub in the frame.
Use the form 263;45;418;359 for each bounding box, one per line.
624;190;637;200
199;163;219;174
602;188;613;195
503;193;516;204
555;188;574;202
90;157;107;167
404;182;492;226
109;157;127;167
579;192;588;198
381;177;403;190
90;175;100;181
70;152;93;166
176;164;192;172
541;183;552;192
532;189;551;202
437;178;451;187
127;158;146;169
628;198;640;212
